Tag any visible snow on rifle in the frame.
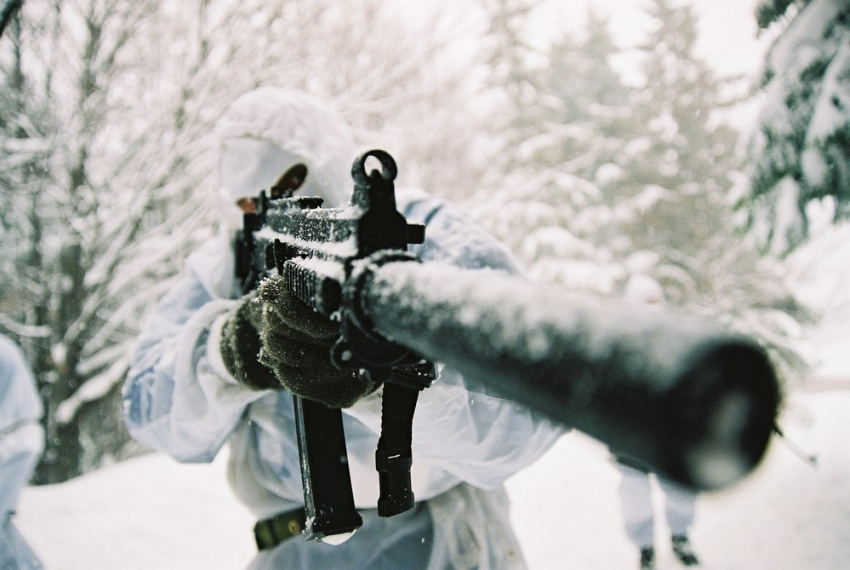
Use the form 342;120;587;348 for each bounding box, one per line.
236;149;781;541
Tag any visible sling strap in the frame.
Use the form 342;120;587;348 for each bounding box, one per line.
254;507;308;551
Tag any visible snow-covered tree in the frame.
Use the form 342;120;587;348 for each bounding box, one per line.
1;0;201;483
0;0;479;482
470;0;813;385
613;0;813;384
542;8;635;174
743;0;850;255
613;0;741;250
471;6;630;292
474;0;543;175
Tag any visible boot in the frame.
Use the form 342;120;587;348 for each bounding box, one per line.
671;534;700;566
639;546;655;570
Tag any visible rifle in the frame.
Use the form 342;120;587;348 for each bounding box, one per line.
236;149;780;541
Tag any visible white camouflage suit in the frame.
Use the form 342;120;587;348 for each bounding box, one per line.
122;88;563;570
0;334;45;570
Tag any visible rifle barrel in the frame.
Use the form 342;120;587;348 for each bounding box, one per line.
359;261;779;491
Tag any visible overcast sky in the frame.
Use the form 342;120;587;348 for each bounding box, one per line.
529;0;770;77
396;0;771;80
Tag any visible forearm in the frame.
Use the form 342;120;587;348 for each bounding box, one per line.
122;281;266;462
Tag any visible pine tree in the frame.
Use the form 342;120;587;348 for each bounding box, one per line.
470;0;813;382
744;0;850;255
535;8;634;180
615;0;741;252
471;6;627;291
476;0;544;176
614;0;812;383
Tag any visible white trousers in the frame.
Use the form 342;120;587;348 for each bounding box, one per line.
617;463;696;549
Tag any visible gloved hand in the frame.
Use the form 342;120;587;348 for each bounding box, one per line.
220;291;279;391
221;276;376;408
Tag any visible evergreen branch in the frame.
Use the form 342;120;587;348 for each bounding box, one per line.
0;312;51;338
0;0;23;39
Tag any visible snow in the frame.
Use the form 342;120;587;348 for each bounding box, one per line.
17;453;256;570
521;226;591;260
788;218;850;379
54;356;130;425
763;0;844;77
7;1;847;566
805;41;850;145
771;176;806;256
624;275;664;305
507;390;850;570
15;389;849;569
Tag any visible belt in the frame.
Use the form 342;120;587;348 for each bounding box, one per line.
254;508;308;551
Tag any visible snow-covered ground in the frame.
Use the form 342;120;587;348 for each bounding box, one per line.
15;387;849;570
789;221;850;380
508;389;850;570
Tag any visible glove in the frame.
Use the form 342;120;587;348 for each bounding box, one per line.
257;276;376;408
221;276;376;408
220;292;279;391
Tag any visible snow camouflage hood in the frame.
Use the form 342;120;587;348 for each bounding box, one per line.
215;87;356;226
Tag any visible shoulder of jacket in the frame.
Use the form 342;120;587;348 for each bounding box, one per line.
185;232;238;300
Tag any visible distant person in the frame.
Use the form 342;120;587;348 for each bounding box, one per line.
614;275;700;570
0;334;46;570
